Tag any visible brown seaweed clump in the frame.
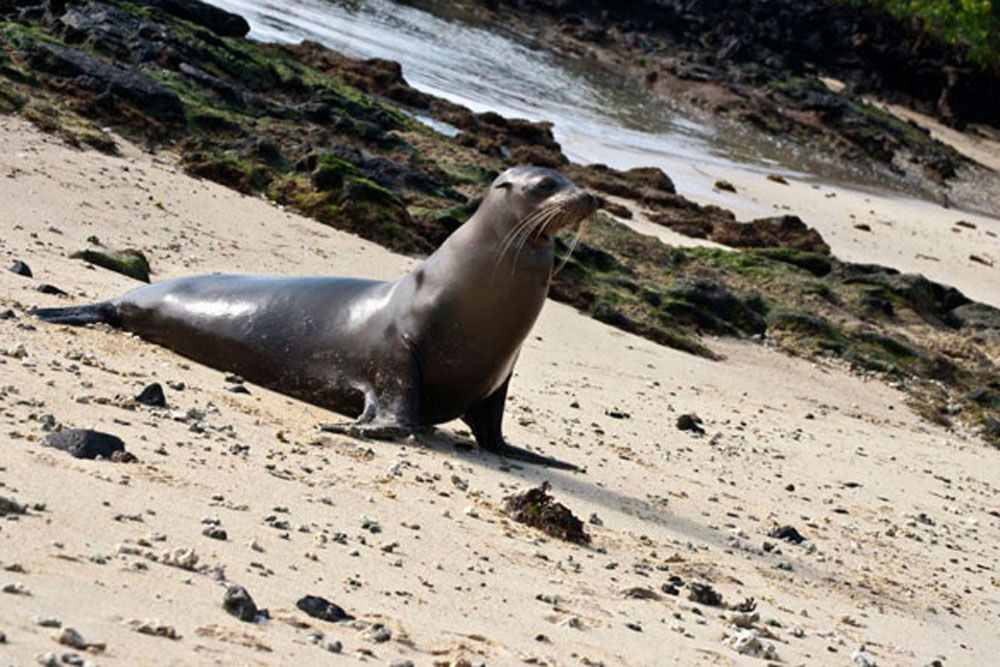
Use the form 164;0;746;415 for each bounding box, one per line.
502;482;590;545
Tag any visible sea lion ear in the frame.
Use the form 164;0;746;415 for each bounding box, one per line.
494;181;512;190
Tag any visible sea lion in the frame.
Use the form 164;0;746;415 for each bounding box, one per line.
32;166;596;470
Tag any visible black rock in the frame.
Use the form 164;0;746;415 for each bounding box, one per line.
129;0;251;37
202;526;228;541
769;524;806;544
44;429;126;459
0;309;15;320
24;42;184;122
676;413;704;434
9;260;32;277
687;581;723;607
296;595;353;623
228;385;250;394
36;284;69;296
135;383;167;407
223;585;259;622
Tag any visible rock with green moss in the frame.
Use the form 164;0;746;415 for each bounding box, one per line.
311;155;360;192
70;248;151;282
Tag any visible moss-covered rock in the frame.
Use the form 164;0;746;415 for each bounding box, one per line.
70;248;151;282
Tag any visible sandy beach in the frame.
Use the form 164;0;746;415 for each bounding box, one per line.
1;110;999;667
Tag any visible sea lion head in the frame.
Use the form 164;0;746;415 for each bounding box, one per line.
487;166;597;245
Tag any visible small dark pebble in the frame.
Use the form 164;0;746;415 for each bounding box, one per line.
714;180;736;193
676;413;704;434
784;484;795;492
854;223;872;232
625;621;643;632
225;374;244;384
660;584;680;596
0;309;15;320
135;383;167;408
605;409;630;419
223;585;260;622
36;284;68;296
296;595;353;623
9;260;31;277
228;385;251;394
44;429;126;460
202;526;228;541
769;525;806;544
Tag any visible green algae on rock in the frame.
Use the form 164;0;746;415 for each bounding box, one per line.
70;249;151;283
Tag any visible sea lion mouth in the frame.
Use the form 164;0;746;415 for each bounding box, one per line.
497;187;598;265
537;190;598;238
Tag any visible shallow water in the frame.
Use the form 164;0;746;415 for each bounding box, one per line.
208;0;821;209
209;0;1000;225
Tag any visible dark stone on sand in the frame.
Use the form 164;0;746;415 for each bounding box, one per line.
44;429;126;459
36;284;69;296
9;260;32;277
676;413;704;434
0;309;15;320
223;585;259;622
769;525;806;544
202;526;228;541
296;595;353;623
228;385;250;394
0;496;28;516
714;180;736;192
69;249;151;283
688;581;723;607
135;383;167;408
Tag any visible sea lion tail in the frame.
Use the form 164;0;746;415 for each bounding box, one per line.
30;302;120;327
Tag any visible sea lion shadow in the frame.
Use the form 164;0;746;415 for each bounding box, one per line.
411;427;726;550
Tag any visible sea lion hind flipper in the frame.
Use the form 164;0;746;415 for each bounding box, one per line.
30;302;120;326
462;377;580;471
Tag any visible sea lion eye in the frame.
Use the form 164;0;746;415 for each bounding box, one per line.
536;177;557;193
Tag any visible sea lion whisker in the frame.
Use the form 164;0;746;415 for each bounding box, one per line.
501;207;553;265
511;208;560;271
495;212;546;271
552;224;584;277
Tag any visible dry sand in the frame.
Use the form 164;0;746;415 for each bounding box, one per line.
2;115;1000;666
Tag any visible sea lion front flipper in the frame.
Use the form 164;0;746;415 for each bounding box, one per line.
319;351;421;442
319;421;414;442
462;377;580;471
